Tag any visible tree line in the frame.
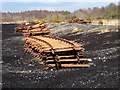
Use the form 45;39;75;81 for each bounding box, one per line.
1;3;119;22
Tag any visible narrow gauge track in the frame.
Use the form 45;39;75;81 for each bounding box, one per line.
15;21;93;69
24;35;92;68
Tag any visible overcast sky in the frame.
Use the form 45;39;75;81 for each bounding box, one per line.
1;1;119;13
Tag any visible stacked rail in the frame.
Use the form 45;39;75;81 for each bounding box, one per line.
15;21;50;36
68;18;91;24
15;21;93;69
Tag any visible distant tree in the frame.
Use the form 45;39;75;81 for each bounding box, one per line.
1;3;119;22
71;15;77;19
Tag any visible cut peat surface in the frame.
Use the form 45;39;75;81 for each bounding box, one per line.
2;24;119;88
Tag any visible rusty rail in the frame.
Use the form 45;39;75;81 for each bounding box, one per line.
24;35;92;68
30;36;60;68
15;21;93;69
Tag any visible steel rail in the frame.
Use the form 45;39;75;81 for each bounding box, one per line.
42;35;76;48
36;35;84;63
30;36;60;68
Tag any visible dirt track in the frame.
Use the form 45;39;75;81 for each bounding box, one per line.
2;23;120;88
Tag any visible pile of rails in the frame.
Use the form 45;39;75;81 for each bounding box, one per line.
15;21;50;36
15;21;93;69
68;18;91;24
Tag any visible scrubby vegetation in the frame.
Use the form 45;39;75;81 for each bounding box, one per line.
36;19;46;23
52;19;62;23
1;3;119;22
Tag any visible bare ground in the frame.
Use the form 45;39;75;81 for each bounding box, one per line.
1;23;120;88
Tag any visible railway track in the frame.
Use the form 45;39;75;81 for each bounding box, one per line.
24;35;92;68
15;21;93;69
